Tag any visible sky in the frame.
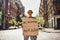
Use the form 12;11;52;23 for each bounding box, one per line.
20;0;41;17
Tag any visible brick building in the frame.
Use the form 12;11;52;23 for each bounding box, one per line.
0;0;24;29
0;0;2;27
47;0;54;28
39;0;49;27
39;0;60;29
53;0;60;29
14;0;25;22
14;0;25;14
5;0;18;29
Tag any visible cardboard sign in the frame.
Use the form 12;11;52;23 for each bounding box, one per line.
22;17;38;36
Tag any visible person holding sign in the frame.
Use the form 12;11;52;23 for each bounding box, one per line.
22;10;38;40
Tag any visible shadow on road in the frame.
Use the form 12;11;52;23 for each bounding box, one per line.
0;27;21;31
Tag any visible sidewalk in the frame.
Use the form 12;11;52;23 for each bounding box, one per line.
42;28;60;33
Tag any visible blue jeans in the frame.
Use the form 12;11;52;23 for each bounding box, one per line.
24;36;37;40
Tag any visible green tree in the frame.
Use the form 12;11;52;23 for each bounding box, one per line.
36;15;45;25
9;19;18;26
0;11;2;19
17;14;26;26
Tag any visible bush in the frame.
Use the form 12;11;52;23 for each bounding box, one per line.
9;19;18;26
36;15;45;25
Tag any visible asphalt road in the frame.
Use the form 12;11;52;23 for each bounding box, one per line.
0;28;60;40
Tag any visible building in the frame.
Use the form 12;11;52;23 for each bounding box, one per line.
14;0;25;14
8;0;18;19
0;0;2;28
0;0;18;29
0;0;2;8
47;0;54;28
5;0;18;29
14;0;25;22
53;0;60;29
39;0;49;27
39;0;60;29
48;0;60;29
0;0;24;29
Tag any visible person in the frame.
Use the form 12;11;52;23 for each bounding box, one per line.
24;10;37;40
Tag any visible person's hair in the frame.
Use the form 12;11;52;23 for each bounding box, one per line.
28;10;33;13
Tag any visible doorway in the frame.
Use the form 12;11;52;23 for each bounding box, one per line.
57;18;60;29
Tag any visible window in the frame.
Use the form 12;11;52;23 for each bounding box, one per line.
53;0;60;3
57;9;60;15
55;9;60;15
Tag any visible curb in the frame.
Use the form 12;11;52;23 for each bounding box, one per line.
42;28;60;33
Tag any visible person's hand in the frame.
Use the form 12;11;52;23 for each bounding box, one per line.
21;25;23;28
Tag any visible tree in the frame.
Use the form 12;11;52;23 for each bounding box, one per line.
36;15;45;27
0;11;2;19
17;14;26;26
0;11;2;26
9;18;18;26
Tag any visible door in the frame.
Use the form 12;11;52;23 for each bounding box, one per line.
57;18;60;29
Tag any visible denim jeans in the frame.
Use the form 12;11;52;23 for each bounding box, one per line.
24;36;37;40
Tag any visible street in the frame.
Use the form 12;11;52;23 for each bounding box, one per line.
0;28;60;40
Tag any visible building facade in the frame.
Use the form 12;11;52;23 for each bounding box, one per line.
0;0;24;29
39;0;49;27
14;0;25;22
47;0;54;28
5;0;18;29
14;0;25;14
53;0;60;29
0;0;2;28
48;0;60;29
39;0;60;29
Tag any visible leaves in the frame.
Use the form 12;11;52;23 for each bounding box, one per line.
9;19;18;26
19;14;23;18
0;11;2;19
18;21;22;25
36;15;45;25
9;14;26;26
